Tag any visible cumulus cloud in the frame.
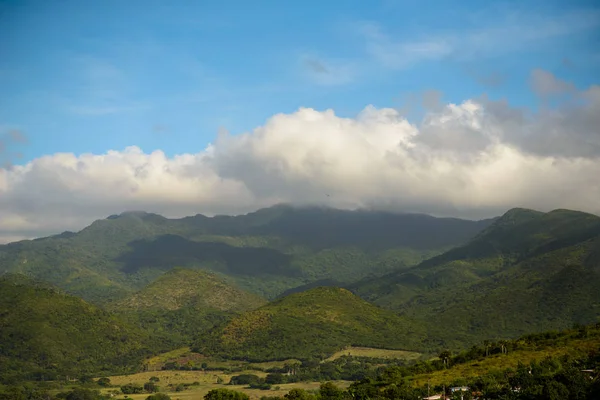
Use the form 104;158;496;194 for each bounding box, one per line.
1;70;599;243
530;68;576;97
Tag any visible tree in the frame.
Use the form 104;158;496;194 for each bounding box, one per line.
144;381;159;393
265;373;285;384
78;375;94;385
439;350;452;368
229;374;261;385
498;340;508;355
121;384;144;394
204;388;250;400
96;377;111;387
384;383;420;400
319;382;344;400
284;388;314;400
348;379;380;400
149;376;160;382
542;380;569;400
483;340;491;357
146;394;171;400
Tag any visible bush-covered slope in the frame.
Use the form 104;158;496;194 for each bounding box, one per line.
193;287;427;361
0;274;148;383
108;268;267;350
351;208;600;349
0;205;493;303
109;267;266;312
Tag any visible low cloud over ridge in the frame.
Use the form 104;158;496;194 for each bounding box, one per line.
1;70;599;243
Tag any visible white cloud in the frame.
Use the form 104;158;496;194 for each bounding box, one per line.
359;8;600;69
360;23;453;69
1;70;599;244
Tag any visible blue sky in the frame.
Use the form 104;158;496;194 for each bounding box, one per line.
1;0;599;164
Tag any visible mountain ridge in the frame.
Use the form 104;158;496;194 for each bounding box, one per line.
0;204;494;303
350;207;600;349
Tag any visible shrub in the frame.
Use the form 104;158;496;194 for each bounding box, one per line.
146;394;171;400
204;388;250;400
97;377;111;387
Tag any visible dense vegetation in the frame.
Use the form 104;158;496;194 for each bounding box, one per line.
176;324;600;399
108;268;266;349
0;275;149;384
0;204;492;302
3;205;600;399
352;208;600;349
109;268;266;312
193;287;426;361
1;319;599;399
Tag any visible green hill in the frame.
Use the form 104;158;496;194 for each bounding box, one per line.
108;268;267;350
0;274;148;383
192;287;427;361
0;205;493;303
109;267;266;312
351;208;600;349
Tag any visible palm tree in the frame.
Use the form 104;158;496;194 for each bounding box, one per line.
499;340;508;355
439;350;452;368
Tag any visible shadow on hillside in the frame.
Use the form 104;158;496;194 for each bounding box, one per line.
250;210;494;251
116;234;299;277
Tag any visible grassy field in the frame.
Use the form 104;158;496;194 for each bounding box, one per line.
144;347;300;372
107;370;254;386
102;371;351;400
325;346;422;361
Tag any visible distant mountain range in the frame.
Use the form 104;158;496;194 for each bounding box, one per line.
2;204;600;375
0;204;493;302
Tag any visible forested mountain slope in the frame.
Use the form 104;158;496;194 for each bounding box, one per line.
108;268;267;350
0;274;149;383
193;286;427;361
352;208;600;349
0;205;493;303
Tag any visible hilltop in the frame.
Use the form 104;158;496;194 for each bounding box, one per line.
109;268;266;312
193;286;427;361
108;268;267;350
352;208;600;348
0;274;148;383
0;204;493;303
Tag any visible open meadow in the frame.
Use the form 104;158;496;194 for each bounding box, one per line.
144;347;301;372
325;346;422;361
101;370;351;400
